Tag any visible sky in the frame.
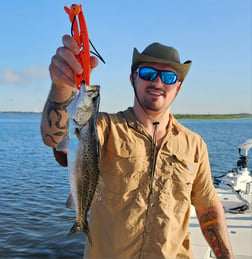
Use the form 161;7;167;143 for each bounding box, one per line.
0;0;251;114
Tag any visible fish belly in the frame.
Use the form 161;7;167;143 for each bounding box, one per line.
68;116;99;246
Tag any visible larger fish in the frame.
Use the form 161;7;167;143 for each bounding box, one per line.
57;83;100;246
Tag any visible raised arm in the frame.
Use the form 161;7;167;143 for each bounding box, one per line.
195;201;234;259
40;35;98;164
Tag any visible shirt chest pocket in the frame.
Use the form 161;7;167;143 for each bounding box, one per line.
100;139;147;199
171;155;198;212
160;152;198;212
172;160;197;192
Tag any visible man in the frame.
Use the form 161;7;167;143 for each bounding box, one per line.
41;35;233;259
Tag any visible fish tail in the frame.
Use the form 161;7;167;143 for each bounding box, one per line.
68;221;93;246
84;224;93;246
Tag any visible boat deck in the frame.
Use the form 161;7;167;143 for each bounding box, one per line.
190;187;252;259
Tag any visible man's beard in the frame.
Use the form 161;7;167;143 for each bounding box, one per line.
140;86;167;112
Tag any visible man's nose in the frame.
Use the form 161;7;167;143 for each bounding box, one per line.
152;74;163;85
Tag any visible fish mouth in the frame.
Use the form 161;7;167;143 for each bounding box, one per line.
85;84;100;92
85;85;100;100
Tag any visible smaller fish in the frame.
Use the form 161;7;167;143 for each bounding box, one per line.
57;83;100;246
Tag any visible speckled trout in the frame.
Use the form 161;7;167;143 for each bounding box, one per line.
57;84;100;246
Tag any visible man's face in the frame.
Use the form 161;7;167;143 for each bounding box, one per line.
132;62;182;114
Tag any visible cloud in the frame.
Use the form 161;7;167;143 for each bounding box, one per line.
22;66;49;78
0;65;49;85
1;68;24;84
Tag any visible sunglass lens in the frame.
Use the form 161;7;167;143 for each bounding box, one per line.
139;67;157;81
161;72;177;84
138;67;178;84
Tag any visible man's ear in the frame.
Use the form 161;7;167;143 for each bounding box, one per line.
177;81;182;91
130;74;133;86
175;81;183;96
130;73;136;86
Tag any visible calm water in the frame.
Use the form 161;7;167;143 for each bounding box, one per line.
0;113;251;258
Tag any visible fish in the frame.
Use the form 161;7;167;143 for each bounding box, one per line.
57;83;100;246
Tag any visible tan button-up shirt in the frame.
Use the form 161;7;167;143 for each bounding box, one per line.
84;108;219;259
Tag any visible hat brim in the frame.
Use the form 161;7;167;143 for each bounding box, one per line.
132;48;192;82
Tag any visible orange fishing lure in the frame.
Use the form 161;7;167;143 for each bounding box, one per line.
64;4;91;88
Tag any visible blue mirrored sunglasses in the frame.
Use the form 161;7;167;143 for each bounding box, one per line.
136;67;179;85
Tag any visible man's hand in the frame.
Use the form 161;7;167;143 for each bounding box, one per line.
41;34;98;148
49;34;98;89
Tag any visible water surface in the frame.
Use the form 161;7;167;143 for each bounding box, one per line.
0;113;251;258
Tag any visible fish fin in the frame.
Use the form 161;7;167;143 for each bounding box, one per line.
68;221;82;237
66;193;76;210
56;135;70;151
74;128;81;140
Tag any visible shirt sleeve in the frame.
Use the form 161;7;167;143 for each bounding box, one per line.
191;138;219;208
97;112;110;148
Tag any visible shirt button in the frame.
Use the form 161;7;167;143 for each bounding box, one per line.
155;175;159;180
146;229;150;234
150;203;155;207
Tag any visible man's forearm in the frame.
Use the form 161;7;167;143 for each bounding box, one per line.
40;83;76;147
196;202;234;259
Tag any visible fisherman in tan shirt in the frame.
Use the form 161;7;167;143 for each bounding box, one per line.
41;34;234;259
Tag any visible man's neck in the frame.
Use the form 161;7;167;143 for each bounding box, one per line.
133;102;171;144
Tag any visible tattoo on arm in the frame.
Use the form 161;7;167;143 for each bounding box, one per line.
45;91;76;144
199;210;231;258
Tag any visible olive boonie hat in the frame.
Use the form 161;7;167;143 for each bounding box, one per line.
131;42;192;81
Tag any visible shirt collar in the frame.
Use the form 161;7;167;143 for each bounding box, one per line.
123;107;181;137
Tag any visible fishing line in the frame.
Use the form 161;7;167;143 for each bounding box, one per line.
89;40;105;64
71;16;105;64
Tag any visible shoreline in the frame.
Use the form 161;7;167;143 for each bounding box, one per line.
0;112;252;120
174;114;252;119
